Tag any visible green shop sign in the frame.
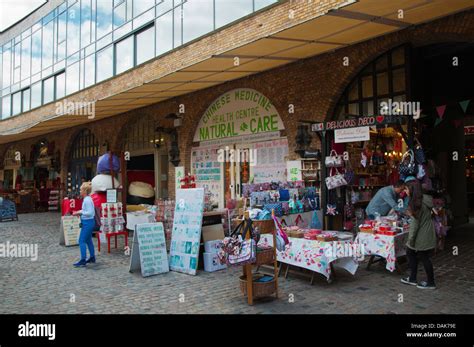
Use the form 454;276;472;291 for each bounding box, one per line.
193;88;284;142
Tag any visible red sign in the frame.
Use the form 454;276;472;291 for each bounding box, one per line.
465;126;474;135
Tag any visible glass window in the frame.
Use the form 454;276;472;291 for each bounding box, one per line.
392;68;405;93
12;92;21;116
2;96;11;119
14;43;21;69
133;0;155;17
114;1;126;28
66;62;80;95
21;36;31;81
31;30;42;74
376;72;389;95
362;101;374;117
157;0;173;16
215;0;253;28
392;47;405;66
361;75;373;98
42;20;54;69
96;0;113;39
115;35;134;74
57;42;66;62
81;0;93;48
136;26;154;65
348;80;358;101
22;88;31;112
155;10;173;56
2;49;11;88
182;0;213;44
348;103;359;116
58;12;67;43
43;76;54;104
96;45;113;82
84;54;95;87
255;0;276;10
31;82;42;108
56;72;66;99
174;5;182;48
67;2;81;56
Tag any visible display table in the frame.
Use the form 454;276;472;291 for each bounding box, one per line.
126;212;155;231
355;231;409;272
258;233;359;283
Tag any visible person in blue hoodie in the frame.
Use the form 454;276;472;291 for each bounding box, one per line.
366;180;408;219
73;182;96;267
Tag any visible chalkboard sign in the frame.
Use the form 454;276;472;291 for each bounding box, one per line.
0;198;18;222
60;216;81;247
169;188;205;275
129;222;169;277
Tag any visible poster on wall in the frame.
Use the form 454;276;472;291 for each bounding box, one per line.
175;166;185;193
193;88;285;143
129;222;169;277
251;138;289;183
191;146;221;207
286;161;302;182
60;216;81;246
169;188;205;276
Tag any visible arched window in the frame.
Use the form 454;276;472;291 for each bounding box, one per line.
334;45;408;120
123;115;161;153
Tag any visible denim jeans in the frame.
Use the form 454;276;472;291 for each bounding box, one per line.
79;218;95;261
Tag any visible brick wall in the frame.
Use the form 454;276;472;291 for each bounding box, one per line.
1;9;473;200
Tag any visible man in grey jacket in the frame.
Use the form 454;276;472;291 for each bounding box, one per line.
366;180;407;219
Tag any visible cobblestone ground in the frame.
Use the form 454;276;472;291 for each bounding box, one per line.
0;213;473;314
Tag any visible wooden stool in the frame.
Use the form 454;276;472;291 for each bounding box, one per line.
98;231;128;253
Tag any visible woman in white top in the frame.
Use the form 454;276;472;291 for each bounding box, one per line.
72;182;96;267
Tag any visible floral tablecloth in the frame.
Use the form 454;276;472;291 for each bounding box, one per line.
258;235;359;280
355;231;409;272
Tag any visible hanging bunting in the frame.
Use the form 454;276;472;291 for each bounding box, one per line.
459;100;471;114
436;105;447;119
434;118;442;127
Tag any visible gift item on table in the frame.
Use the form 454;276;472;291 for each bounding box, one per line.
100;202;125;233
316;231;339;242
263;202;283;217
204;239;224;254
279;189;290;201
304;229;322;240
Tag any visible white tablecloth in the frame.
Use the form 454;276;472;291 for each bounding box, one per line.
355;231;409;272
258;234;359;280
126;212;156;231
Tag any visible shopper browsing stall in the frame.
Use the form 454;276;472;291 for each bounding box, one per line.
72;182;96;267
401;180;437;289
366;180;407;219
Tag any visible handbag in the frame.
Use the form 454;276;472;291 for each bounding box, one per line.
325;167;348;190
272;215;289;251
398;149;417;176
279;189;290;201
344;160;355;184
263;202;283;217
414;139;426;164
281;201;290;215
325;149;344;167
223;220;257;266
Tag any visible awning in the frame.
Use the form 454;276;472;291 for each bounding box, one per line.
1;0;472;144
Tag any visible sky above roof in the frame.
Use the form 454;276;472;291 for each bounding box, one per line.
0;0;47;32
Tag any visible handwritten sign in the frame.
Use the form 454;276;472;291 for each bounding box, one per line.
335;126;370;143
61;216;81;246
169;188;205;275
129;222;169;277
106;189;117;203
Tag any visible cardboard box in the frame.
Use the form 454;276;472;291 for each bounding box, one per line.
204;239;223;254
203;252;227;272
202;224;225;242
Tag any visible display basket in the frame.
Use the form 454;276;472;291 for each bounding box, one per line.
255;247;275;266
239;273;276;298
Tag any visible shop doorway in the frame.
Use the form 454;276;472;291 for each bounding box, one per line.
68;129;99;196
412;42;474;225
223;144;251;202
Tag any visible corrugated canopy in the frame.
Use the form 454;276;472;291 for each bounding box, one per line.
1;0;472;144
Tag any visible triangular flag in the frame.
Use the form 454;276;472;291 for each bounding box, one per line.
436;105;447;119
434;118;442;127
459;100;470;114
